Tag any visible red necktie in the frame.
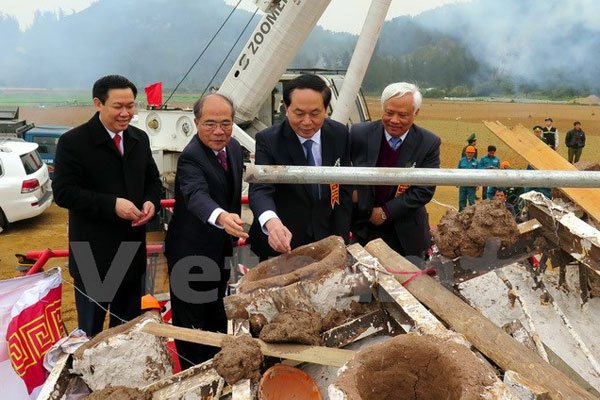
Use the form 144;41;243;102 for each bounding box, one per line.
113;134;123;156
217;150;228;171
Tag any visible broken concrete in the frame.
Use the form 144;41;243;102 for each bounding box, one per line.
331;334;498;400
72;312;172;392
213;335;263;385
433;200;520;258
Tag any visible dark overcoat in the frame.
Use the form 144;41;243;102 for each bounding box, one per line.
350;120;441;256
53;112;162;282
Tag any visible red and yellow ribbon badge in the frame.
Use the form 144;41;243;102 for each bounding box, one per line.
330;158;341;209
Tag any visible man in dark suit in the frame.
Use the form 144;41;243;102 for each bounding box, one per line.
164;94;247;368
53;75;162;337
350;82;441;259
249;74;352;259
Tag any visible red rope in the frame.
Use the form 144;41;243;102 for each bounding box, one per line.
384;267;436;286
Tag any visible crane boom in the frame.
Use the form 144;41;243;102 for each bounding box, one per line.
218;0;332;124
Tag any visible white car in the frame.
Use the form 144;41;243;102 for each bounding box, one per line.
0;139;53;232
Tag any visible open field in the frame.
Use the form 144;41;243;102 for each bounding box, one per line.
1;97;599;331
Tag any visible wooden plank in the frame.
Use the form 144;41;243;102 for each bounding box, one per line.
347;243;454;339
364;238;598;400
141;322;354;368
484;121;600;223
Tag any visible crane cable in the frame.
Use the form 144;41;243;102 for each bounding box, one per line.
201;7;259;98
163;0;244;106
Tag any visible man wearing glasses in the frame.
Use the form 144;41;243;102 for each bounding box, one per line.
164;93;248;368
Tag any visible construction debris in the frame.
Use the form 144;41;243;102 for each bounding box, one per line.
72;312;172;392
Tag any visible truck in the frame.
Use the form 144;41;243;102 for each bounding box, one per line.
0;106;70;178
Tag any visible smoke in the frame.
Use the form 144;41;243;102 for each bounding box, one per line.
415;0;600;91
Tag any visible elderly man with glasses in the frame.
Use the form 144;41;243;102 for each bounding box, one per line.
164;93;248;369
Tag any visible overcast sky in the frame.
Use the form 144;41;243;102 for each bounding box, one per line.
0;0;469;33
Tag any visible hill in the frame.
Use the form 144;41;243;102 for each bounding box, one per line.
0;0;597;96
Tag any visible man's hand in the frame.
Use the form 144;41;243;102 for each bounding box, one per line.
265;218;292;254
116;197;145;221
216;212;249;239
132;201;156;227
369;207;386;226
352;189;358;203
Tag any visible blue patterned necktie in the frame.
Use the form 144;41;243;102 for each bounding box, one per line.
302;139;320;200
389;136;402;150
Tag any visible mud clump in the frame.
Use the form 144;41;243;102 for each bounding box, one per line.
334;334;497;400
259;309;322;345
213;335;264;385
84;386;151;400
432;201;519;258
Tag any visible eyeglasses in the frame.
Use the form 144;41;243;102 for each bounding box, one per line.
201;121;233;131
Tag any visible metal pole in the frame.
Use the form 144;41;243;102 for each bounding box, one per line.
330;0;391;124
245;165;600;188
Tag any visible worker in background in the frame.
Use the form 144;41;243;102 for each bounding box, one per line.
164;94;248;368
486;160;512;200
493;188;516;217
542;117;558;150
461;133;478;158
565;121;586;164
350;82;441;259
249;74;352;260
457;145;478;211
527;126;552;199
532;125;548;145
478;145;500;200
52;75;162;337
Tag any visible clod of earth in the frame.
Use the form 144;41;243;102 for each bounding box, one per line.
83;385;151;400
333;334;497;400
213;335;264;385
259;309;323;345
432;201;519;258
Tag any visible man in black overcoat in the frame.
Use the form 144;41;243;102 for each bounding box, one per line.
53;75;162;336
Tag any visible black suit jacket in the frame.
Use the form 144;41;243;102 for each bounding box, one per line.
350;120;441;256
249;118;352;259
164;135;243;269
52;112;162;281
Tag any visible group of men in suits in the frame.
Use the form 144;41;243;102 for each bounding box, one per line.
53;73;440;369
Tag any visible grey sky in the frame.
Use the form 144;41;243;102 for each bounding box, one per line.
0;0;469;33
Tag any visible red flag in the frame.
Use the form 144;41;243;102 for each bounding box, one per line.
3;271;64;398
144;82;163;107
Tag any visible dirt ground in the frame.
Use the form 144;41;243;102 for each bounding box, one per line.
1;99;599;331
